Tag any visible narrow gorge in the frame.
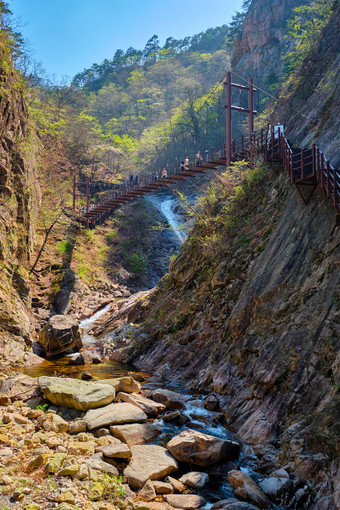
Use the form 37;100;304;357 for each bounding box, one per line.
0;1;339;510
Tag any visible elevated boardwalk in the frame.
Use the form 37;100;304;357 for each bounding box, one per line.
82;125;339;227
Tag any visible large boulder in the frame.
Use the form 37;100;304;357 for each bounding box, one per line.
228;470;272;509
85;402;147;430
117;392;166;416
164;495;206;509
110;423;162;446
166;429;240;466
0;375;40;403
152;389;189;409
38;376;115;411
124;445;178;489
38;315;82;357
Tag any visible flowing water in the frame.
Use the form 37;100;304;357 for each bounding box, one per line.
145;193;187;243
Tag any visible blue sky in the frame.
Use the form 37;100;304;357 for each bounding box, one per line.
10;0;243;81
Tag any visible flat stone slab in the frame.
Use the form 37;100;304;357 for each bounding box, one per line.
167;428;240;466
110;423;162;446
38;376;115;411
124;445;178;489
117;392;166;416
164;494;207;509
85;403;147;430
96;440;132;459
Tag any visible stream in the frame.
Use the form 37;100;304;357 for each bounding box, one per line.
22;305;283;509
145;193;188;244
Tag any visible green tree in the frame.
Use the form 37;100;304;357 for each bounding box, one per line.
284;0;336;75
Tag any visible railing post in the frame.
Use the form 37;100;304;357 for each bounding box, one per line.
225;71;232;167
320;153;324;189
326;161;330;198
301;148;304;180
248;77;254;142
271;127;274;158
312;144;316;176
317;147;320;181
333;167;337;206
290;150;293;183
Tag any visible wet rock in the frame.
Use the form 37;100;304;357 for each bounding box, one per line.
164;494;206;509
39;376;115;411
259;476;293;498
124;445;178;489
38;315;83;357
163;410;181;422
179;471;210;489
228;470;272;509
81;372;93;381
110;423;162;446
85;402;147;430
117;392;166;416
138;479;156;501
167;429;240;466
152;389;188;409
204;394;219;411
69;351;102;365
211;500;259;510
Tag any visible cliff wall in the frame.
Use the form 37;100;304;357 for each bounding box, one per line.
0;33;41;365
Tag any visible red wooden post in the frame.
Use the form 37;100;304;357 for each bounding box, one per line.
72;174;76;212
226;71;232;167
317;147;320;181
333;167;337;206
248;77;254;142
86;178;90;213
320;153;324;188
271;127;274;157
326;161;330;197
277;128;281;156
312;144;316;176
301;148;304;180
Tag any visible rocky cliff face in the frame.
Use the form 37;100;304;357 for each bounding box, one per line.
0;34;41;365
232;0;308;86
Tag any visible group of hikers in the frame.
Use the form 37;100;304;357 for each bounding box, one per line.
80;150;205;216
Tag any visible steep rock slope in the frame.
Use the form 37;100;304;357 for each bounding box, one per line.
0;34;41;365
97;162;339;508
